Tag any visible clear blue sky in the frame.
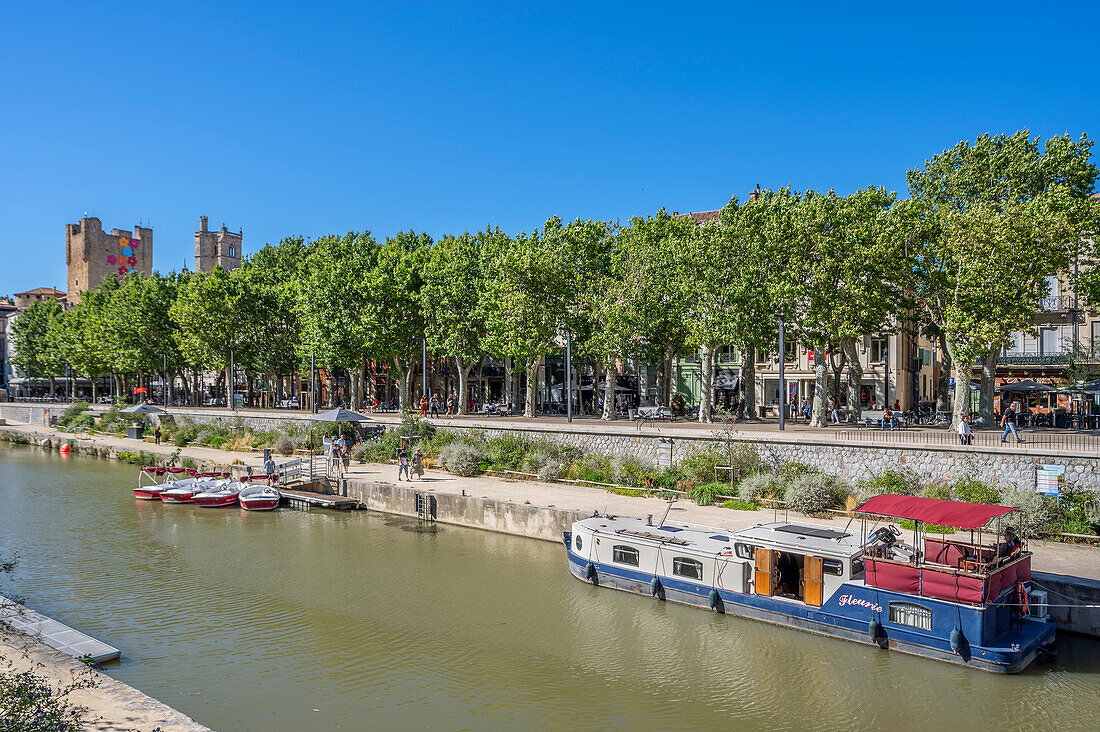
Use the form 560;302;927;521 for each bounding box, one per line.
1;1;1097;295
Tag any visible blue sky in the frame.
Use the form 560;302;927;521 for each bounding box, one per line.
1;1;1097;295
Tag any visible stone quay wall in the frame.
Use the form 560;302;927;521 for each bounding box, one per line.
435;424;1100;493
7;404;1097;491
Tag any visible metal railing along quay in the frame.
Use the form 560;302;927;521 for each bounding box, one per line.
828;427;1100;453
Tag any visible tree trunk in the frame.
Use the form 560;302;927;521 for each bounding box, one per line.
811;346;829;427
946;340;972;429
504;357;517;413
524;355;543;417
739;345;757;419
979;349;1000;428
659;346;675;407
602;361;618;420
843;338;863;424
394;358;411;411
699;345;715;423
456;355;473;415
936;332;952;416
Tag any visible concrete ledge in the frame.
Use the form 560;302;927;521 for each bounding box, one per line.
1033;571;1100;636
346;478;588;542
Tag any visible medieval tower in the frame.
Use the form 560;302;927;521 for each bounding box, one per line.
66;217;153;302
194;216;243;273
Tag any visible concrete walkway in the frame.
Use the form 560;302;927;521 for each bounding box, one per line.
5;419;1100;582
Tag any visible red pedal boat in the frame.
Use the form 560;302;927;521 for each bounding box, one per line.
159;477;211;504
239;484;282;511
193;480;243;507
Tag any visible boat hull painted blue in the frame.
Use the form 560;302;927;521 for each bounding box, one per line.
564;535;1054;674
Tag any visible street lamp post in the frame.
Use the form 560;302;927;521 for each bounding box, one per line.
566;331;573;423
778;316;786;431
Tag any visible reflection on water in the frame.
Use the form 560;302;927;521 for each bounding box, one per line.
2;444;1100;731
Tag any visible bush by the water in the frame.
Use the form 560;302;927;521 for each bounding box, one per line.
855;469;923;500
440;442;484;476
690;481;729;506
55;401;90;430
951;477;1000;506
784;471;845;515
738;472;785;503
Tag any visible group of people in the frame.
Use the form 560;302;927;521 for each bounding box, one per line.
419;393;459;418
953;401;1026;445
396;446;425;481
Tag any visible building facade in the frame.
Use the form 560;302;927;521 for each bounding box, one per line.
194;216;242;273
66;217;152;302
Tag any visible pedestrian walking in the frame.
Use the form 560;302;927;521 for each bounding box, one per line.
264;456;276;475
1001;401;1024;443
958;415;972;445
397;448;410;480
829;397;840;424
411;448;424;480
154;426;162;445
430;394;440;418
446;394;455;417
419;395;428;418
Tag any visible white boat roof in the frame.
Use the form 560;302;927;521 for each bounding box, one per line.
576;515;864;558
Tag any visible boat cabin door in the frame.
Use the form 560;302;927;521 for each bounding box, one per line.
802;556;823;607
754;548;775;596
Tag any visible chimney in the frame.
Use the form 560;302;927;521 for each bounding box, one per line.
749;184;761;202
199;216;208;232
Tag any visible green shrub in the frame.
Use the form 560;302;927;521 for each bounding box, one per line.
921;483;951;501
690;481;728;507
720;498;758;511
440;442;484;476
679;448;723;486
0;667;90;731
951;478;999;505
784;472;846;515
613;457;657;487
484;434;529;471
855;468;923;500
738;472;784;503
272;435;298;456
778;461;819;481
56;400;90;428
996;485;1061;538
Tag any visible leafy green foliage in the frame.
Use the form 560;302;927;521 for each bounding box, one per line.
439;442;485;477
784;472;846;515
855;469;923;500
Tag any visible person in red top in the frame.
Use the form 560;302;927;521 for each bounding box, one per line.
419;395;428;417
893;400;900;411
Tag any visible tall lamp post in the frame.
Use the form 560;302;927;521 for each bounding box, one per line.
778;316;786;431
566;331;573;423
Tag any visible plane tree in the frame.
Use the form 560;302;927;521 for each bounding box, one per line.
900;132;1098;426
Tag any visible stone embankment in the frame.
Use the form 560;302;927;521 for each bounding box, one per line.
11;402;1092;491
0;627;211;732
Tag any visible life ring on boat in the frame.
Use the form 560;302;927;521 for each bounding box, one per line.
1014;582;1029;615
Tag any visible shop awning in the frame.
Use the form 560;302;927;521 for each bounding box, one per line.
853;494;1017;530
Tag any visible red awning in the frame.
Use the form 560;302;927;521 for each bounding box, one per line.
853;494;1017;530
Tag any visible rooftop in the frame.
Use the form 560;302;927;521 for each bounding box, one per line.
14;287;66;297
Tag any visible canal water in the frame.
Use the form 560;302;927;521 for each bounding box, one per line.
2;444;1100;731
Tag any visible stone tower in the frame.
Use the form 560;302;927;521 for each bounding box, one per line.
194;216;243;273
66;217;153;302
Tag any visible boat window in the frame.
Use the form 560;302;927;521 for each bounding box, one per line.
822;559;844;576
575;535;582;552
612;545;640;567
735;543;755;560
672;557;703;580
889;602;932;631
851;558;864;577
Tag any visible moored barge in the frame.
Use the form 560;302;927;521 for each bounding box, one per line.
564;494;1054;673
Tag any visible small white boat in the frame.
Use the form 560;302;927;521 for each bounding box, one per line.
193;480;243;508
158;477;210;504
239;484;282;511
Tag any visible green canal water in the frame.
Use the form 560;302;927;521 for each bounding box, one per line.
2;444;1100;731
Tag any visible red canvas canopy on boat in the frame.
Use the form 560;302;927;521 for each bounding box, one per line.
853;494;1017;530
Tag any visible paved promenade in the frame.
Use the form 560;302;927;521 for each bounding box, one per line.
4;419;1099;582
